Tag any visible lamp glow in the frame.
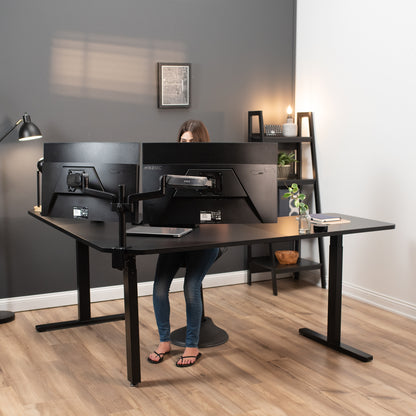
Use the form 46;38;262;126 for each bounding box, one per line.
282;105;297;137
286;105;294;122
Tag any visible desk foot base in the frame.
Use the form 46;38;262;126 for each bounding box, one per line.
171;316;229;348
36;313;125;332
299;328;373;362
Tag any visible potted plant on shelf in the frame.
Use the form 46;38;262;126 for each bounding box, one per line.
283;183;311;234
277;151;297;179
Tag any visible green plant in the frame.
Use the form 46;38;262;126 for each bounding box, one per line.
278;151;298;166
283;183;308;214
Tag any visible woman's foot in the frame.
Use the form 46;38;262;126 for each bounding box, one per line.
147;342;171;364
176;347;201;367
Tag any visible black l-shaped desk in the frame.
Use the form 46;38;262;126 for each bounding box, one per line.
28;211;394;386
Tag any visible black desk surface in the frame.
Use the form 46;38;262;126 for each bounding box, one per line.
28;210;395;384
28;211;395;254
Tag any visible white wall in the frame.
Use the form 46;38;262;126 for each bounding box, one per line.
296;0;416;319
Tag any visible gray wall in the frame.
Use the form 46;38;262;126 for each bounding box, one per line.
0;0;296;298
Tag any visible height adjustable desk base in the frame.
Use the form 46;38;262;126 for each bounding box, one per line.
299;328;373;362
35;240;125;333
28;211;394;386
36;314;125;332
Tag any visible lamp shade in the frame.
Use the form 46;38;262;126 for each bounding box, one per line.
18;113;42;141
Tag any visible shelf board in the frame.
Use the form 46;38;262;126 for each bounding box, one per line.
263;136;312;143
249;257;322;274
278;179;316;187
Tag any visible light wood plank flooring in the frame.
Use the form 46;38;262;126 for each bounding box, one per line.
1;279;415;416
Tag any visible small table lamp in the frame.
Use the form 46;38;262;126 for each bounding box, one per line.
0;112;43;323
282;105;297;137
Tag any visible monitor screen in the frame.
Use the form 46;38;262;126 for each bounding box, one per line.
141;142;278;227
41;142;140;222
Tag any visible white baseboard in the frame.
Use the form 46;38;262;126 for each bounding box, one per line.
3;272;415;322
343;282;416;321
0;270;270;313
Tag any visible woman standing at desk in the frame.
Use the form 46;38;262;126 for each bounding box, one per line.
148;120;220;367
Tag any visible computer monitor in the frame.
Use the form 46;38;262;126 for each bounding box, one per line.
41;142;140;222
141;142;278;227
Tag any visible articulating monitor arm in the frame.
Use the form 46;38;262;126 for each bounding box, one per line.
77;173;211;269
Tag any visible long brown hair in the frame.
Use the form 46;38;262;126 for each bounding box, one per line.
177;120;210;142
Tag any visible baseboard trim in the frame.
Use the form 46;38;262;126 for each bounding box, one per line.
343;282;416;321
0;270;271;313
3;272;414;321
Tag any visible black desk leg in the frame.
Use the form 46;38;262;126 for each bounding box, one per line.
36;241;125;332
77;240;91;321
299;235;373;362
123;254;141;386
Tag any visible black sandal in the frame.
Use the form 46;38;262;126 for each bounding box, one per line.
147;350;170;364
176;352;202;368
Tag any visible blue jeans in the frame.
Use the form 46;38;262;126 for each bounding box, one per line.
153;248;219;348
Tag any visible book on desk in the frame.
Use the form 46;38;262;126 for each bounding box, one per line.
310;214;342;223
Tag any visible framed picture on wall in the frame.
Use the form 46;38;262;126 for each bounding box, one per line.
157;63;191;108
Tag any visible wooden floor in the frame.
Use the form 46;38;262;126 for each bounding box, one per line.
1;279;415;416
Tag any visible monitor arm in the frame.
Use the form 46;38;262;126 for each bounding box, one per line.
110;174;212;270
67;171;115;200
54;170;212;269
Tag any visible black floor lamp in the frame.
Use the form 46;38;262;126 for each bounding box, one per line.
0;112;43;324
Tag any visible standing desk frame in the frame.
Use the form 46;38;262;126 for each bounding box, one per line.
28;211;394;386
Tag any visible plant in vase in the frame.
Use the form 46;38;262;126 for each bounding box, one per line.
283;183;311;233
277;152;297;179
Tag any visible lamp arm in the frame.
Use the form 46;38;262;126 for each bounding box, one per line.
0;119;23;144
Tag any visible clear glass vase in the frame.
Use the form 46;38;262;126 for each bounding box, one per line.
298;213;311;234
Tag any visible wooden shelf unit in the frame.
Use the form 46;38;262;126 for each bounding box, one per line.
247;111;326;295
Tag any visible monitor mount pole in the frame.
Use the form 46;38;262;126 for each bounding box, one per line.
84;174;228;348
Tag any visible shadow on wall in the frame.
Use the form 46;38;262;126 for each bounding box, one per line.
49;32;188;104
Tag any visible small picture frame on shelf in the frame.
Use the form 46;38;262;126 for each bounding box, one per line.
158;63;191;108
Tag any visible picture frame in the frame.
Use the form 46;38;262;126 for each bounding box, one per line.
157;63;191;108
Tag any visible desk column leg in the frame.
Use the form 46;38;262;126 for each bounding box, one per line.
247;245;252;286
36;241;125;332
327;235;343;347
77;241;91;320
123;254;141;386
318;236;327;289
299;235;373;362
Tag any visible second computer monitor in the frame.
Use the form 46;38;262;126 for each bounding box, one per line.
141;142;278;227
